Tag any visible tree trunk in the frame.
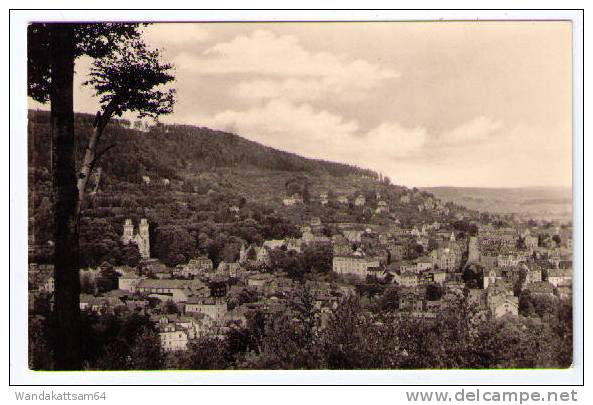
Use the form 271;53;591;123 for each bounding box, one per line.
75;125;100;216
49;24;81;370
75;102;115;217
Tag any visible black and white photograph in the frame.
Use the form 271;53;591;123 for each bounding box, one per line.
9;8;584;389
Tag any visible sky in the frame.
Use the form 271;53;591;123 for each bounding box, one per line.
29;21;573;188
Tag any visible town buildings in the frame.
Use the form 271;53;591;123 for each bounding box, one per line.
28;183;573;357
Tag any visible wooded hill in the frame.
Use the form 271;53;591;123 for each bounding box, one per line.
28;109;378;184
28;109;459;269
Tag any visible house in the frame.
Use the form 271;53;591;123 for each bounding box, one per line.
387;243;405;262
319;192;329;205
38;274;55;294
425;300;443;313
445;279;466;294
478;231;518;249
411;225;427;237
263;239;286;250
524;265;543;285
152;266;173;279
114;265;136;277
366;266;386;280
118;273;143;293
185;298;227;322
426;268;447;285
398;271;419;287
399;292;423;312
337;196;349;205
224;307;249;327
479;250;500;268
178;256;213;278
547;268;572;287
136;279;205;303
467;289;484;307
488;293;519;319
524;235;539;251
354;195;366;207
556;286;572;300
157;317;189;351
400;194;411;204
208;278;228;298
79;294;98;312
169;314;210;339
483;268;501;289
375;201;389;214
286;238;304;253
342;230;364;243
399;259;433;274
416;257;434;272
216;261;241;278
301;229;330;245
240;245;271;267
313;292;339;312
254;246;271;266
310;217;322;230
282;193;303;206
332;256;381;278
125;299;149;314
79;294;122;314
246;272;274;291
438;206;451;216
497;254;524;268
140;257;164;273
526;281;555;297
332;236;352;256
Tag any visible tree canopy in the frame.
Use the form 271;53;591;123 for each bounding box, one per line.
83;39;175;120
28;23;145;103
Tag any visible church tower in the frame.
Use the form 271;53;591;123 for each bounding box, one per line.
122;218;150;259
122;219;134;244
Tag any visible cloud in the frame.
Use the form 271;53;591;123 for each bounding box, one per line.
174;30;399;102
198;99;531;187
200;99;428;172
201;99;360;159
234;77;376;103
436;116;503;145
194;30;398;78
235;79;330;102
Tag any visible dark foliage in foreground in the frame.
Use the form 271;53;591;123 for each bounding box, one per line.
30;291;571;370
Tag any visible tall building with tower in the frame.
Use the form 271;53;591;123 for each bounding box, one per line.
122;218;150;259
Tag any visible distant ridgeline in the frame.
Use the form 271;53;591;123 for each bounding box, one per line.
423;186;573;221
27;109;378;183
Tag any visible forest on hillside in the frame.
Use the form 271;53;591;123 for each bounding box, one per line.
28;110;378;184
29;110;443;271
